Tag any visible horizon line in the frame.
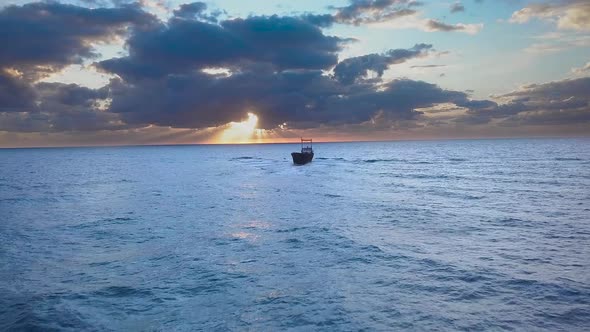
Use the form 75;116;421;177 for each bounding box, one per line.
1;135;589;150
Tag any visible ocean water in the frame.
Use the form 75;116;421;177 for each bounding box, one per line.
1;138;589;331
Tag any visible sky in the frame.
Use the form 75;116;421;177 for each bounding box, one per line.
0;0;589;147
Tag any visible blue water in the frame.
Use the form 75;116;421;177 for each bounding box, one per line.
1;139;589;331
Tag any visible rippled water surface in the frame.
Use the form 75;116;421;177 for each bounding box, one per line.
1;139;589;331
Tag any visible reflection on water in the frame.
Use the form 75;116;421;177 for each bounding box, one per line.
230;231;259;241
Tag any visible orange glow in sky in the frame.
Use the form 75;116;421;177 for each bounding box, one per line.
217;113;260;144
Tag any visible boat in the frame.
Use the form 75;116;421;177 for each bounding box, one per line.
291;138;314;165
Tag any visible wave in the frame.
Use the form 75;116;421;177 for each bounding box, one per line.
93;285;154;298
313;157;434;164
362;158;403;163
231;156;257;160
68;216;134;230
276;227;308;233
284;238;303;244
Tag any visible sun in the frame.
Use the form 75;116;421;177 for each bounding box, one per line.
217;112;259;144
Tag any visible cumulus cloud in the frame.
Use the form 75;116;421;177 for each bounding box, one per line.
333;44;432;84
0;0;585;142
105;69;475;130
97;14;347;80
510;0;590;31
0;2;154;131
0;70;38;111
0;81;123;132
2;2;470;134
0;2;156;79
90;12;490;131
462;77;590;126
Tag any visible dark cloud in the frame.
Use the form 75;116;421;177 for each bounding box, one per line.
0;81;121;132
410;64;447;68
0;1;584;141
331;0;421;25
0;71;38;111
303;0;481;34
0;112;51;133
461;77;590;125
0;1;154;131
220;15;345;69
172;2;207;18
172;2;224;23
36;82;109;108
427;19;465;32
104;66;473;130
450;3;465;13
0;2;157;78
0;108;124;133
97;14;347;80
300;13;336;28
91;13;474;130
333;44;432;84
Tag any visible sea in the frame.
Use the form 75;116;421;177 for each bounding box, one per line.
1;138;589;331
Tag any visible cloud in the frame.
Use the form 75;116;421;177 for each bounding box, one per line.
172;2;207;19
410;64;447;68
330;0;421;25
0;2;157;79
461;77;590;126
450;2;465;14
0;0;584;142
325;1;483;34
0;2;155;132
510;0;590;31
104;68;475;131
90;13;484;131
371;13;483;34
525;43;568;54
300;0;485;37
572;61;590;75
172;2;224;23
525;33;590;54
0;81;123;132
425;19;483;34
0;70;38;111
333;44;432;84
97;14;347;80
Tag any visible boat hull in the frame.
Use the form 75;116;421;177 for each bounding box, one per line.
291;152;314;165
